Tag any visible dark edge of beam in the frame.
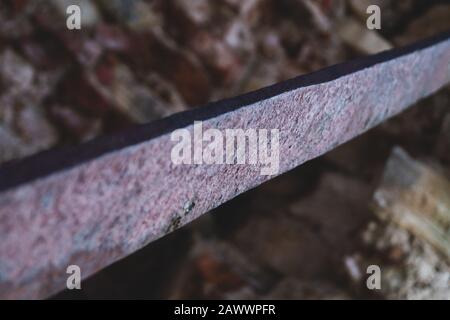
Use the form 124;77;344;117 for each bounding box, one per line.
1;30;449;192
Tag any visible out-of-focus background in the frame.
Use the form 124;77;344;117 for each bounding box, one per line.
0;0;449;299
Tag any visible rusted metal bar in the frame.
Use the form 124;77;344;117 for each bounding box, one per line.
1;32;450;299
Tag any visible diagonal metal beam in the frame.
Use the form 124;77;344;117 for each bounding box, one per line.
1;31;450;299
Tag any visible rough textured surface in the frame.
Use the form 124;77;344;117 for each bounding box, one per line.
359;147;450;299
0;34;449;299
374;147;450;260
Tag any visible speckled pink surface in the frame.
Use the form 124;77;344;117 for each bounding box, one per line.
1;37;449;299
